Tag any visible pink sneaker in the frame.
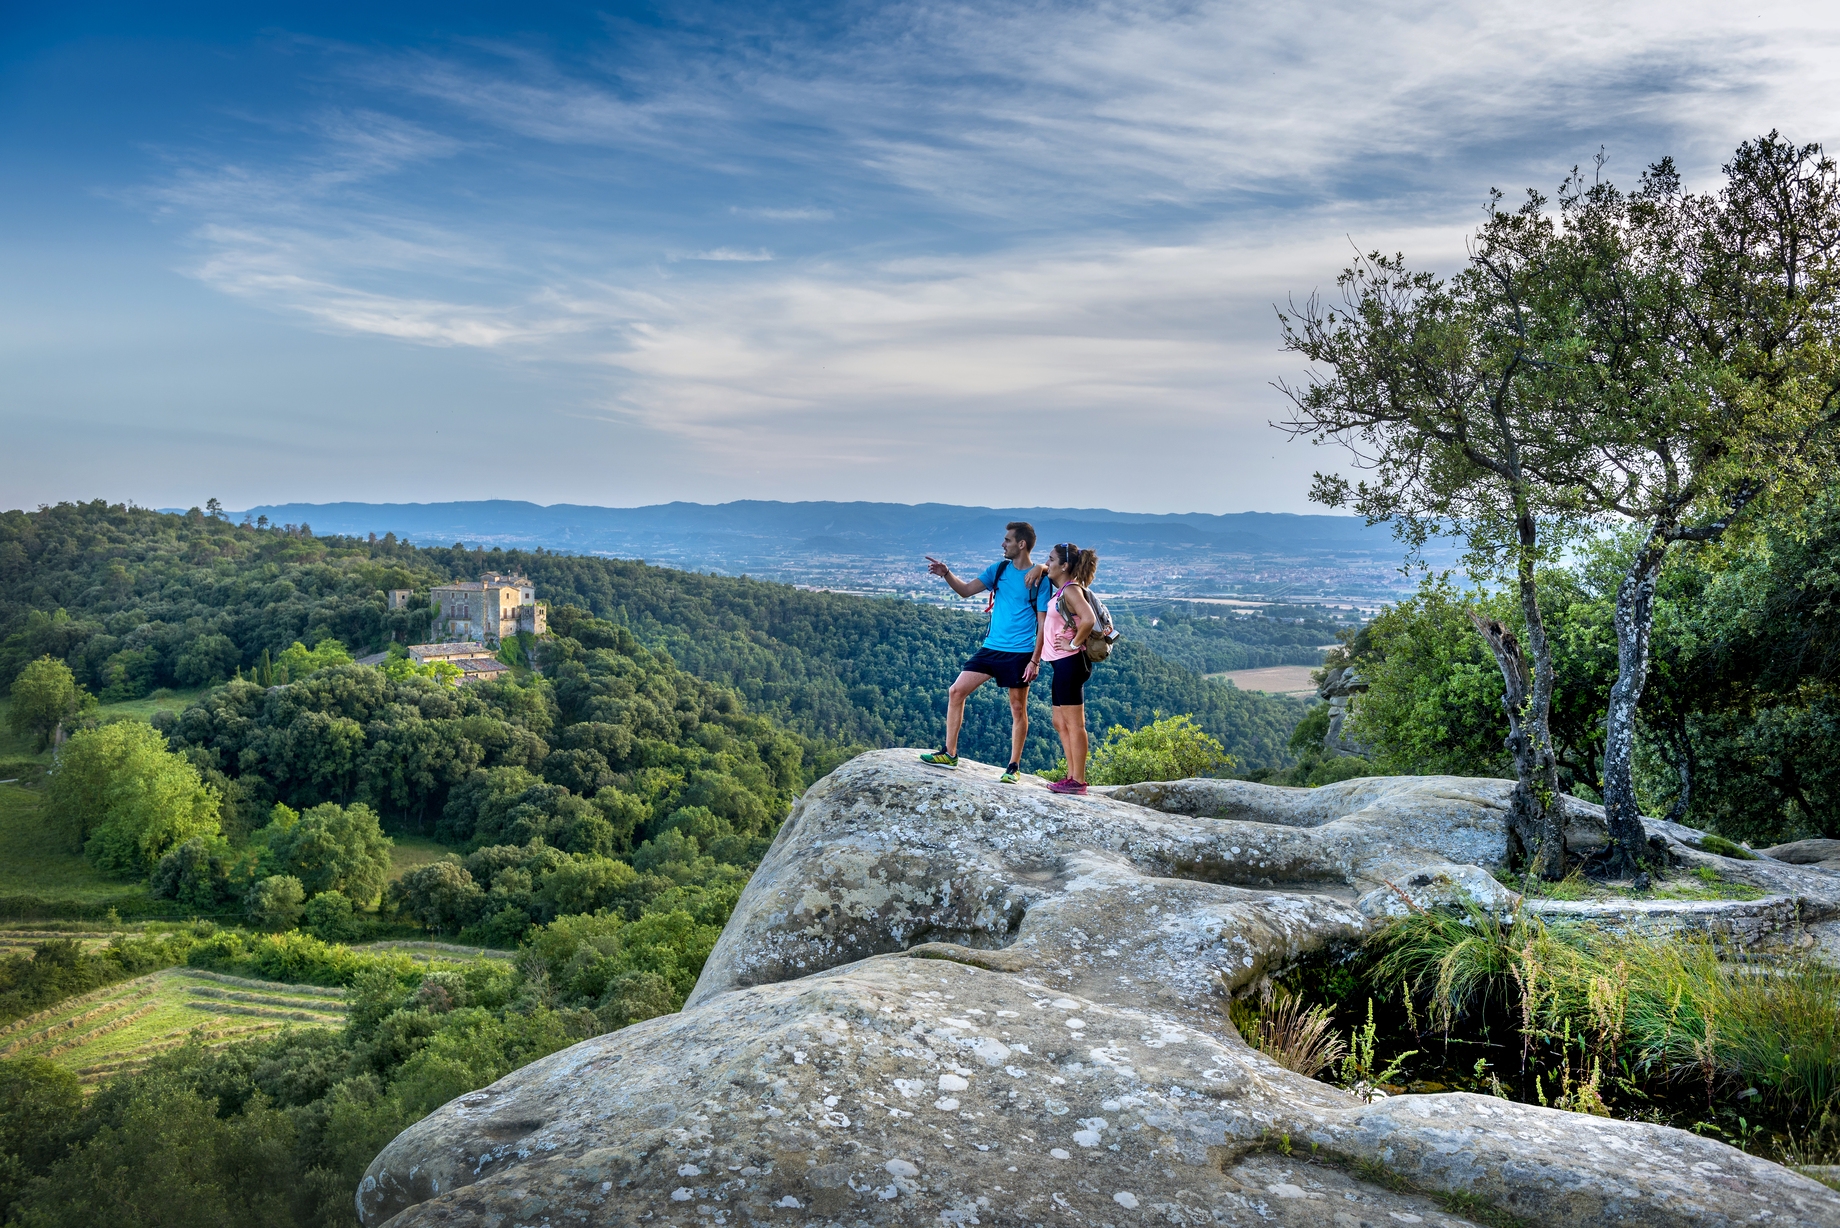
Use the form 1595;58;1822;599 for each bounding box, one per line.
1047;778;1087;795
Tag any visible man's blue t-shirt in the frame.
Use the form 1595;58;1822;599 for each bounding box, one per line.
978;561;1052;653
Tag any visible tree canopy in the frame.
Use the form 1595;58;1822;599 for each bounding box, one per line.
4;657;91;752
44;721;221;877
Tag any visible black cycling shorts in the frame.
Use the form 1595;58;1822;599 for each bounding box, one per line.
962;647;1033;690
1049;653;1091;707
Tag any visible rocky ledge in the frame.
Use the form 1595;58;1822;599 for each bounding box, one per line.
358;752;1840;1227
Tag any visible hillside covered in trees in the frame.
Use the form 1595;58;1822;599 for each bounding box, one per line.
0;501;1307;774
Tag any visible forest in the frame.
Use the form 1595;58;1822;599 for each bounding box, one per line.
0;501;1311;775
0;499;1313;1226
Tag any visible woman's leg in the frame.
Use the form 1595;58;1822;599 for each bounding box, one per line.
1066;703;1089;783
1049;704;1072;774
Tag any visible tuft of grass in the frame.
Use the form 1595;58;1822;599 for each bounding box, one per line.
1310;1147;1533;1228
1438;1189;1535;1228
1235;989;1347;1077
1653;866;1765;902
1369;906;1840;1118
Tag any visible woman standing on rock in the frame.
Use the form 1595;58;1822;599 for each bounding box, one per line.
1026;543;1099;795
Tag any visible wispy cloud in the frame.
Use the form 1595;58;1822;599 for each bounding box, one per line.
686;247;775;262
731;206;834;221
116;0;1840;506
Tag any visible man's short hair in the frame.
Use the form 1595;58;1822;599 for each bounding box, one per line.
1005;521;1037;549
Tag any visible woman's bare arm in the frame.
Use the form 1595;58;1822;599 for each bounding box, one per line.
1062;586;1096;646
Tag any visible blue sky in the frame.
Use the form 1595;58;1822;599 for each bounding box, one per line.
4;1;1838;514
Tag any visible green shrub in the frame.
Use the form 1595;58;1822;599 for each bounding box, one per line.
5;657;93;752
302;891;362;942
260;803;392;908
1086;713;1234;785
185;928;420;989
246;875;306;930
0;1057;82;1218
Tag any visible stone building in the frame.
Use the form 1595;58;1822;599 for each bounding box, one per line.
387;589;413;610
429;572;547;645
408;641;512;683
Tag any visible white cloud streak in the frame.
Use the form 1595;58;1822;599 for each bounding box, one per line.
132;0;1840;506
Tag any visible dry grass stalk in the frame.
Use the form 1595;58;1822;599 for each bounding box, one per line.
1247;990;1347;1077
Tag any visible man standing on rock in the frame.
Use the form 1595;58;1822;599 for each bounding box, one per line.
921;521;1050;783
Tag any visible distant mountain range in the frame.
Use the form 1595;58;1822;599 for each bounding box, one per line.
228;499;1455;601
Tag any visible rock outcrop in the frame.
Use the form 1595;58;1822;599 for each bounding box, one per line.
358;753;1840;1227
1315;665;1367;755
1765;838;1840;872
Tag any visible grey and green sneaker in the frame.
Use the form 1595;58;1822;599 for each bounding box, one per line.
918;749;959;768
998;765;1021;784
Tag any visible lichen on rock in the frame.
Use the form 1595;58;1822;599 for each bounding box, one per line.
357;751;1840;1227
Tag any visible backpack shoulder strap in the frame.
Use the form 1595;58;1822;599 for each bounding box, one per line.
985;559;1007;612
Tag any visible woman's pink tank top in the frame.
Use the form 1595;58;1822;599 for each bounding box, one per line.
1042;583;1080;661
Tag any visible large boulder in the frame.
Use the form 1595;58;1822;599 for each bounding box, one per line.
358;753;1840;1227
1764;838;1840;871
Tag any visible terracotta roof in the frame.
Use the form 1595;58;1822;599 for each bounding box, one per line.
410;641;494;661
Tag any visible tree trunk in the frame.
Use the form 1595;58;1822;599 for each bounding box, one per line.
1661;718;1694;827
1470;591;1567;879
1601;530;1669;878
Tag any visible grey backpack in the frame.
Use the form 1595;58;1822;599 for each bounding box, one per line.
1060;584;1119;662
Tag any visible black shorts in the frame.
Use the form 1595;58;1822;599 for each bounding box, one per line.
963;647;1033;690
1048;654;1091;707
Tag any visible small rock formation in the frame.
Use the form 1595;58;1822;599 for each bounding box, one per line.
358;753;1840;1227
1315;665;1368;755
1764;838;1840;872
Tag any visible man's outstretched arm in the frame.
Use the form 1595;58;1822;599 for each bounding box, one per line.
926;556;986;599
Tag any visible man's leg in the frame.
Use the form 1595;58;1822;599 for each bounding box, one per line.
1007;686;1029;769
943;671;992;756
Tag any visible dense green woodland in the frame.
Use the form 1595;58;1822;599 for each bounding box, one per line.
0;501;1305;773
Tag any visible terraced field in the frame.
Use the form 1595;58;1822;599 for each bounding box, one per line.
0;928;125;957
0;967;347;1086
355;939;514;962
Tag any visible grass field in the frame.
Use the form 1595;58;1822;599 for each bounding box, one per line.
91;686;211;722
0;965;346;1087
353;939;514;962
0;782;149;905
1208;664;1321;696
387;833;451;881
0;926;124;957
